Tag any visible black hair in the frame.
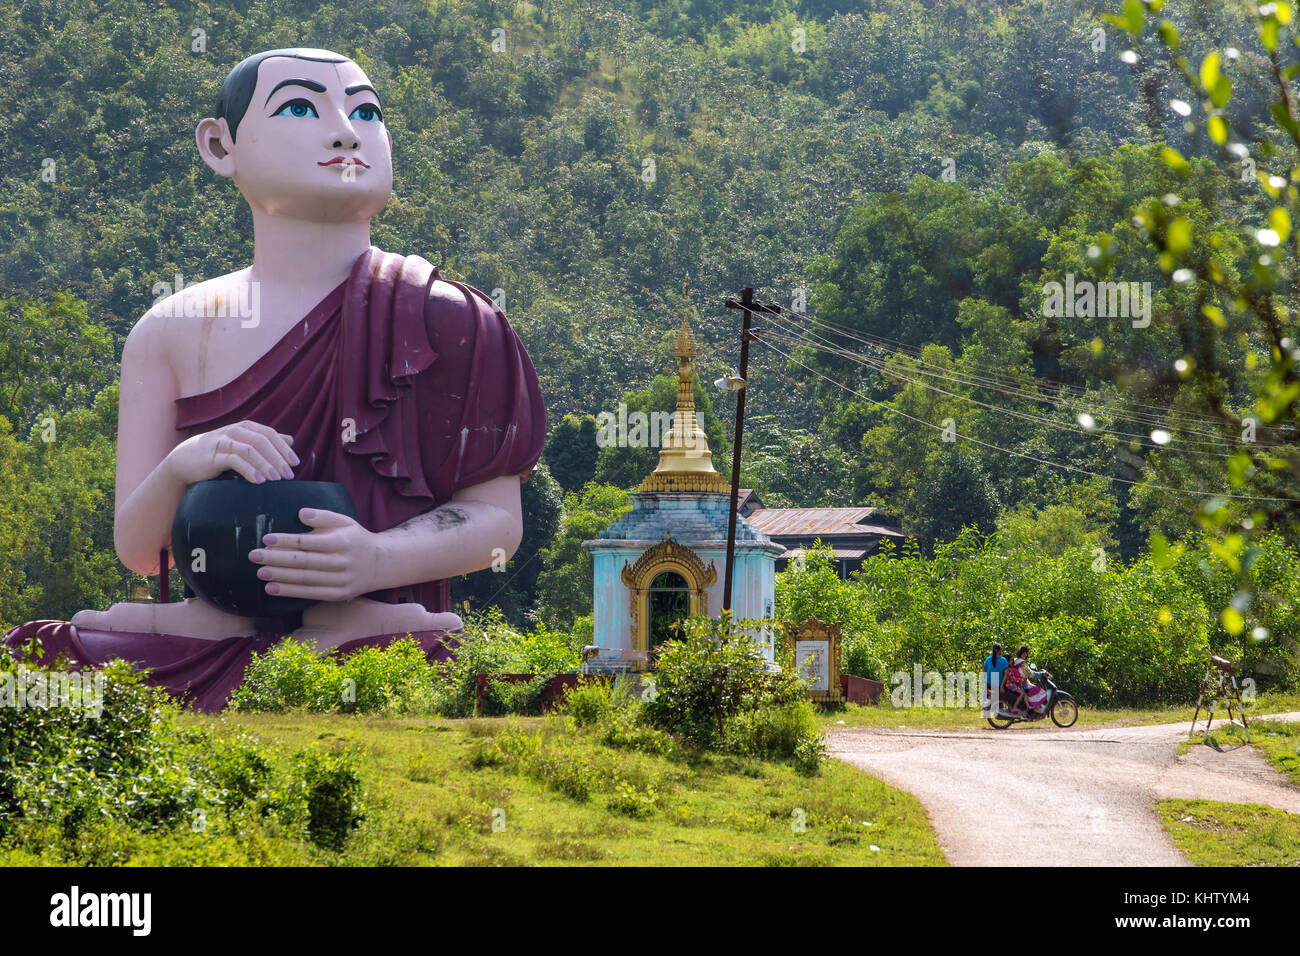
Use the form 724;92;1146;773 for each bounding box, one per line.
215;48;347;142
1017;644;1030;659
991;642;1002;661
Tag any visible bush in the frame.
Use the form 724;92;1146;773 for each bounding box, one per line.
0;653;365;859
776;533;1300;707
561;677;614;727
229;608;584;718
640;614;824;769
285;748;366;852
721;699;826;774
480;675;549;716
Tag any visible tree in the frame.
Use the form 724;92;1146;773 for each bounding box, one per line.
545;413;600;492
450;461;564;628
1106;0;1300;654
913;448;1002;550
535;482;633;630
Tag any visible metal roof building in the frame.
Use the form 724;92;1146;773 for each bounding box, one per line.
735;489;908;578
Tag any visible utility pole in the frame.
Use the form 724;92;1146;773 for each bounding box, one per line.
721;287;781;615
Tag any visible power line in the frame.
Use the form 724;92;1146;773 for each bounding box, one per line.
752;335;1300;504
762;325;1269;459
768;299;1291;438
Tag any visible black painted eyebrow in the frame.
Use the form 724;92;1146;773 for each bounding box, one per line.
345;83;379;99
264;78;327;106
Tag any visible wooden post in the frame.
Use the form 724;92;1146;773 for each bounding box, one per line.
721;288;780;615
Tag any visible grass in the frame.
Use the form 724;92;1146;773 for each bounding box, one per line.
165;711;947;866
1181;716;1300;787
822;690;1300;734
1157;799;1300;866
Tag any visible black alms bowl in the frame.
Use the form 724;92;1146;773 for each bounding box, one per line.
171;472;359;618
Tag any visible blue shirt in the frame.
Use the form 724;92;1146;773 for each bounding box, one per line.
983;655;1009;689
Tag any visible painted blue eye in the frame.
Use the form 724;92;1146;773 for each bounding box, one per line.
274;99;318;119
349;104;382;122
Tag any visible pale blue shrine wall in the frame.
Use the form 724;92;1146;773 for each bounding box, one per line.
583;492;784;660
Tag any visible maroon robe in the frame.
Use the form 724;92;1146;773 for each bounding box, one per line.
3;247;547;711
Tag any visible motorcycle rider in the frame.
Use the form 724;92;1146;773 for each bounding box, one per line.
982;642;1010;714
1003;644;1031;715
1014;644;1049;714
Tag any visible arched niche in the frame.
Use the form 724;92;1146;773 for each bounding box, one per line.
620;536;717;666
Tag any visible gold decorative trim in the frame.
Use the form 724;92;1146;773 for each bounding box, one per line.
780;617;843;703
620;538;717;668
637;471;731;494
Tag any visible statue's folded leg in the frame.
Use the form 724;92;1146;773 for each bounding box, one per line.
3;619;463;713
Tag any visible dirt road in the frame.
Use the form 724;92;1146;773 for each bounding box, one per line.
828;714;1300;866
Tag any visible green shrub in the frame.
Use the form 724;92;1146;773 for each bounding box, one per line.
0;655;365;859
480;675;549;716
286;748;366;852
641;614;811;751
777;533;1300;707
560;677;615;727
721;699;827;773
229;608;584;718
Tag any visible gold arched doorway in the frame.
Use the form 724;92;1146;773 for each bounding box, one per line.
621;537;716;667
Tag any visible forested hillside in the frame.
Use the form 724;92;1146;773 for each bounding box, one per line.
1;0;1297;645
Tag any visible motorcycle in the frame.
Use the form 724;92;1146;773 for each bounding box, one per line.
985;668;1078;730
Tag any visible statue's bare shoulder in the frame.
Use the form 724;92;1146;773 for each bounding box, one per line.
126;269;262;397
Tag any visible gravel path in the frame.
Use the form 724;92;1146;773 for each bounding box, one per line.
828;713;1300;866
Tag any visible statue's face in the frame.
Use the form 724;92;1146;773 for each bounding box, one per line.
227;53;393;223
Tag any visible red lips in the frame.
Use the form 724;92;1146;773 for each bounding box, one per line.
318;157;371;168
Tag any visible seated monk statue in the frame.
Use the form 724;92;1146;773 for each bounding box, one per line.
3;48;547;710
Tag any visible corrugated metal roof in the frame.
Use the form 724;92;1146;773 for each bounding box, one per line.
744;506;902;537
781;546;871;560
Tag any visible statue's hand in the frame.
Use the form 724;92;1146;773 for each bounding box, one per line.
249;508;379;602
167;420;299;485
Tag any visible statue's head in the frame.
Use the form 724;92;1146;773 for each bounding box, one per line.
196;48;392;223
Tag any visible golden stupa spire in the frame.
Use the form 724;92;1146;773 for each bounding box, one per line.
638;276;731;494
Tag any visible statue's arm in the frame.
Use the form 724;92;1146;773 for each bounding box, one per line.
252;473;526;602
368;472;526;588
113;316;189;575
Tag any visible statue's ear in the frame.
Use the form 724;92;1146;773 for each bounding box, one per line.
195;117;236;178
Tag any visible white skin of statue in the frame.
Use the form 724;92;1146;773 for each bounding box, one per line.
71;50;525;652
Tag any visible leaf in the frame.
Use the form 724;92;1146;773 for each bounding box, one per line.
1270;206;1291;242
1159;146;1189;173
1199;51;1221;91
1123;0;1145;33
1166;217;1192;255
1262;18;1279;53
1158;19;1180;49
1222;607;1244;636
1207;115;1228;144
1210;75;1233;108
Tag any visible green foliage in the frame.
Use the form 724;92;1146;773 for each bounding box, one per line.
560;676;617;727
776;533;1300;706
230;610;582;718
535;482;632;630
721;699;827;775
451;461;564;628
546;413;601;493
640;614;824;769
286;748;366;853
0;653;364;860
